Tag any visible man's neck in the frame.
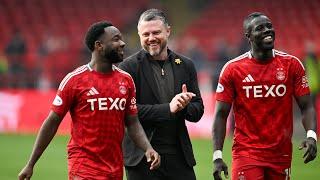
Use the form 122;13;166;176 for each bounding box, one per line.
251;48;273;61
89;54;113;73
149;48;168;61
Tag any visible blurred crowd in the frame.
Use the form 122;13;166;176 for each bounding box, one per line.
1;27;320;100
0;0;319;105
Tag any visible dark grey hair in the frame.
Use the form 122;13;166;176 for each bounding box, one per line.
138;8;169;27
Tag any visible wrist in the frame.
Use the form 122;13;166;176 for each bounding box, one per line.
307;130;317;141
212;150;223;162
26;162;35;168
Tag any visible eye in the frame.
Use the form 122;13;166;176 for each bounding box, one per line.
266;23;273;29
153;31;161;35
142;33;149;37
255;25;263;31
112;35;123;42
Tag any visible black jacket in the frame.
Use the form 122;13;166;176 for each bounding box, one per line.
119;49;204;167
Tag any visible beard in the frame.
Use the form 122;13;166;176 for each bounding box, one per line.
104;48;123;63
145;40;167;57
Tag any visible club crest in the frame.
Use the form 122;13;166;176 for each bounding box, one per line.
276;68;285;81
119;85;127;95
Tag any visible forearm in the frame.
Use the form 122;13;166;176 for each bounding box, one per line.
137;103;171;122
213;116;227;151
26;112;61;167
212;101;231;151
126;116;152;151
301;106;317;131
296;95;317;132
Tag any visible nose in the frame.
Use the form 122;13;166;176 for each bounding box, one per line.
120;40;125;48
263;25;273;33
148;34;156;41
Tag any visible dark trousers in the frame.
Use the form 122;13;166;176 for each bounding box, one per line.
125;154;196;180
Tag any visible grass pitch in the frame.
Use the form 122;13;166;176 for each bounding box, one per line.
0;134;319;180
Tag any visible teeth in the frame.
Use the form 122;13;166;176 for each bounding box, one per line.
264;36;272;40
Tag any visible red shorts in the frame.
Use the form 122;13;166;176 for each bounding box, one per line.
69;172;122;180
232;156;291;180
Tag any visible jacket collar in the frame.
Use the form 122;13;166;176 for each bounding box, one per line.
138;48;180;103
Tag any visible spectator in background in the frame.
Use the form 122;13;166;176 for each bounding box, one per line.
304;41;320;105
5;30;27;87
211;38;232;90
184;37;207;71
37;31;69;57
0;53;9;88
0;53;8;75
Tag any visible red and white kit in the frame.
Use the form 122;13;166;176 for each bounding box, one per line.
52;64;137;180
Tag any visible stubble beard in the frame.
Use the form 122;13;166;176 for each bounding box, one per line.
146;41;167;57
105;49;123;63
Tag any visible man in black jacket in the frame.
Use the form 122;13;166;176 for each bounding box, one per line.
119;9;204;180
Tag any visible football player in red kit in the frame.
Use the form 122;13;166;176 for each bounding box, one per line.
18;21;160;180
212;12;317;180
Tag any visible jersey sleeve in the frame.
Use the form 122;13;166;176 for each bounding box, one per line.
125;76;138;116
215;63;235;103
292;57;310;97
51;73;75;118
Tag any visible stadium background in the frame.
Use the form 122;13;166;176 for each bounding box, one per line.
0;0;319;179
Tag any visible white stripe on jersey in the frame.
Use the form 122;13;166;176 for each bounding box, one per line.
274;49;287;55
58;65;88;91
274;50;305;70
219;52;249;77
91;87;99;94
247;74;254;82
114;65;136;91
86;63;93;71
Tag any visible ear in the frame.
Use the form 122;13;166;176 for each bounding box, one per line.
94;40;102;50
166;25;171;38
245;32;250;39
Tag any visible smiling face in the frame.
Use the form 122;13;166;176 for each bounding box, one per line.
246;15;275;51
98;26;125;63
138;19;170;58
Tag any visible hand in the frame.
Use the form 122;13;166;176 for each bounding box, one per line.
169;84;195;113
145;148;161;170
18;165;33;180
299;137;317;164
213;159;228;180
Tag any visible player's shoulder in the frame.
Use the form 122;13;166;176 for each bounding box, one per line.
274;49;304;68
220;52;250;74
58;64;89;91
113;65;134;80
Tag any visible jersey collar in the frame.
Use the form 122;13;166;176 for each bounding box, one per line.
248;49;275;59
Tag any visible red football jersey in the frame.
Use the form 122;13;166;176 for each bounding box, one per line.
51;64;137;179
216;50;310;164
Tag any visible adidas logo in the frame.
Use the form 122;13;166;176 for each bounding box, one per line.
87;87;99;96
242;74;255;82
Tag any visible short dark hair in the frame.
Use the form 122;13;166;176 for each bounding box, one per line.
138;9;169;27
243;12;266;33
85;21;113;51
